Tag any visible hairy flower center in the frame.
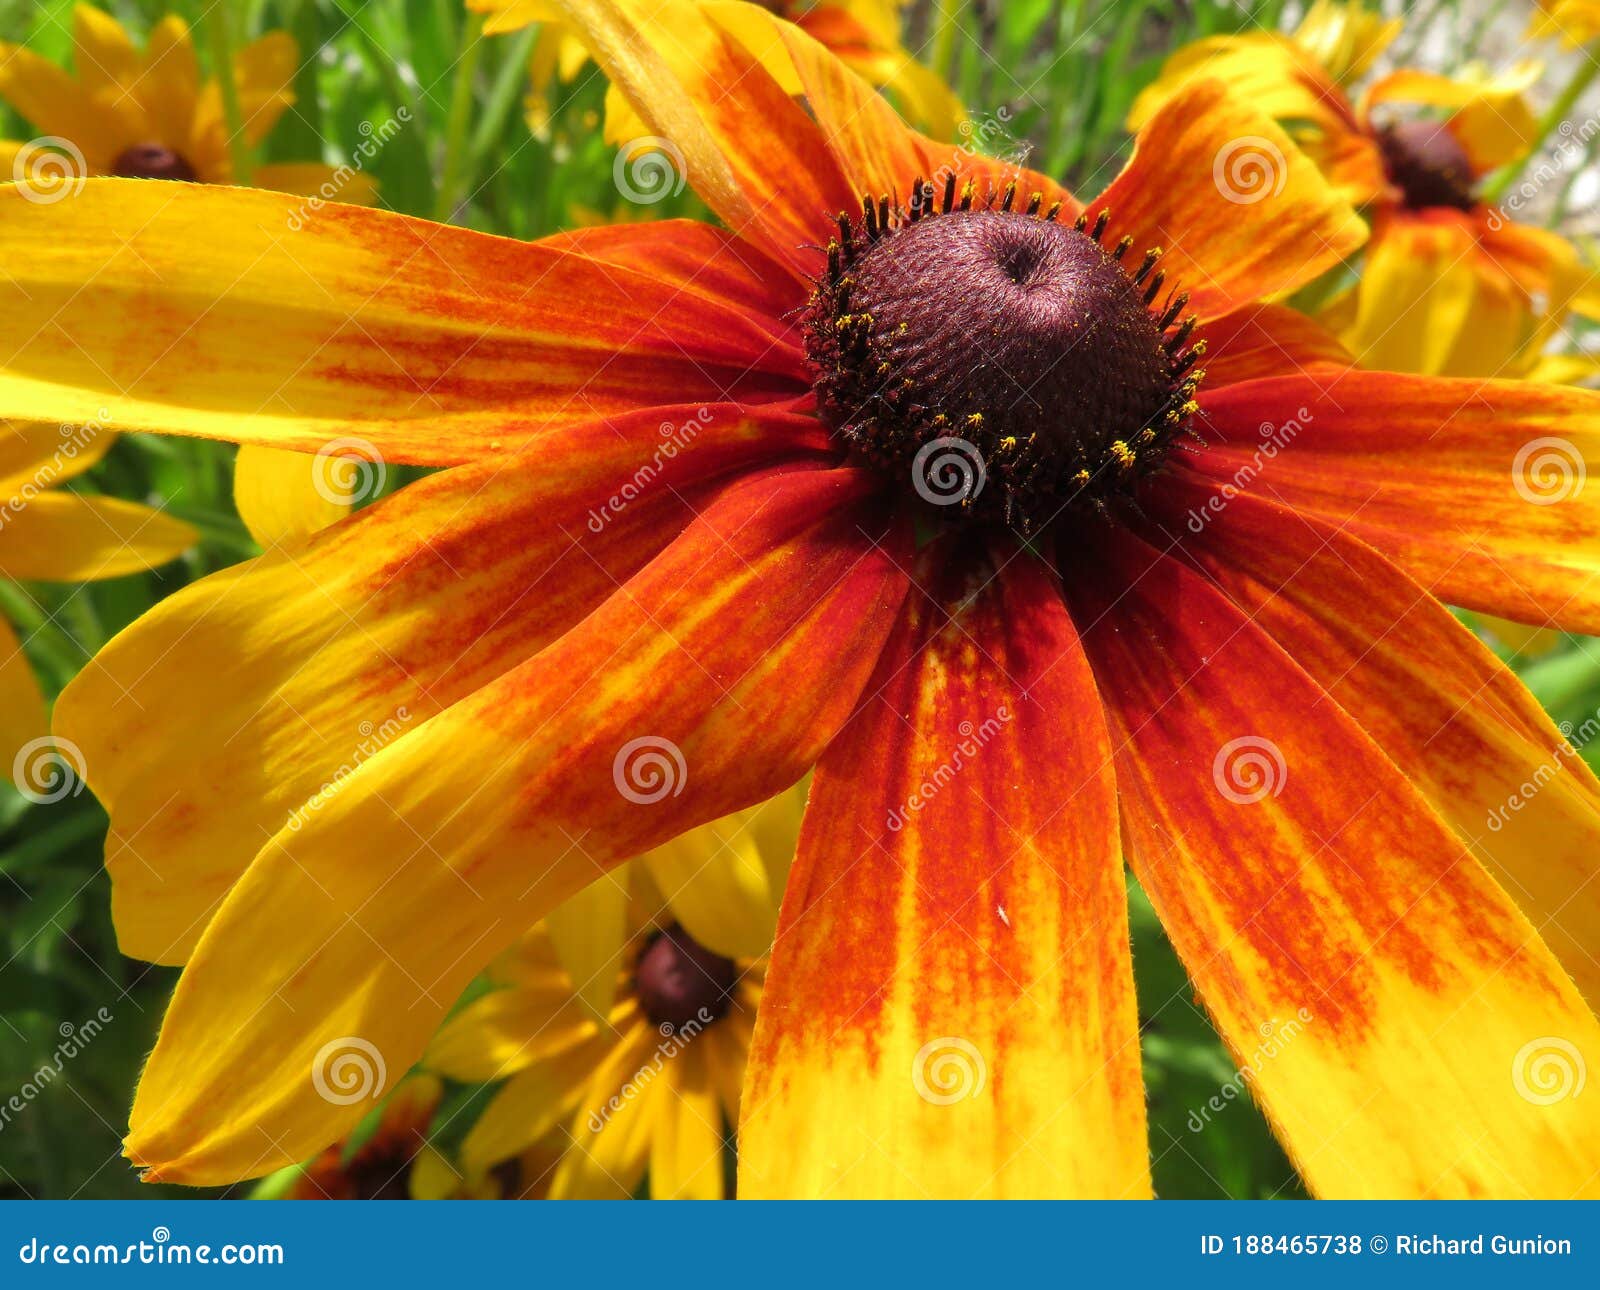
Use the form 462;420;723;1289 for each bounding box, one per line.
803;180;1205;533
110;143;197;182
1378;121;1475;211
634;924;737;1030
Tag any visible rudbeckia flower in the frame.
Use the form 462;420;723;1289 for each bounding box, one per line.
285;1075;447;1200
1;421;194;787
427;902;764;1199
1131;3;1595;378
473;0;962;140
0;4;376;202
8;0;1600;1198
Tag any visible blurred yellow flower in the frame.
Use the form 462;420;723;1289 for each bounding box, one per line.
1;421;194;790
0;4;376;200
1132;1;1594;379
1528;1;1600;47
474;0;963;140
427;899;765;1199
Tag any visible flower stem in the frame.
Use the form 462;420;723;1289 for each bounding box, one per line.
434;10;486;223
205;1;253;185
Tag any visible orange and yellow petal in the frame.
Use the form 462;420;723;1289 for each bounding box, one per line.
1069;525;1600;1199
1293;0;1400;83
1363;63;1542;175
1;420;114;497
1096;78;1366;321
1153;474;1600;1012
231;445;354;548
741;544;1148;1199
647;1040;726;1199
57;403;825;965
1193;370;1600;633
249;162;379;206
0;614;48;784
120;468;909;1184
1200;303;1354;388
0;183;808;462
0;492;194;582
0;39;127;169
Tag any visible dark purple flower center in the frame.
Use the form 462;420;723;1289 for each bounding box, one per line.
804;180;1205;533
110;143;198;182
634;924;738;1030
1378;121;1475;211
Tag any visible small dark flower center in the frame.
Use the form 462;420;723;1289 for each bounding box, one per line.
634;924;737;1030
1378;121;1475;211
110;143;198;182
804;180;1205;533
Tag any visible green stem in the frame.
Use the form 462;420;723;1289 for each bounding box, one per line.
205;1;253;185
434;11;486;223
1484;52;1600;203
